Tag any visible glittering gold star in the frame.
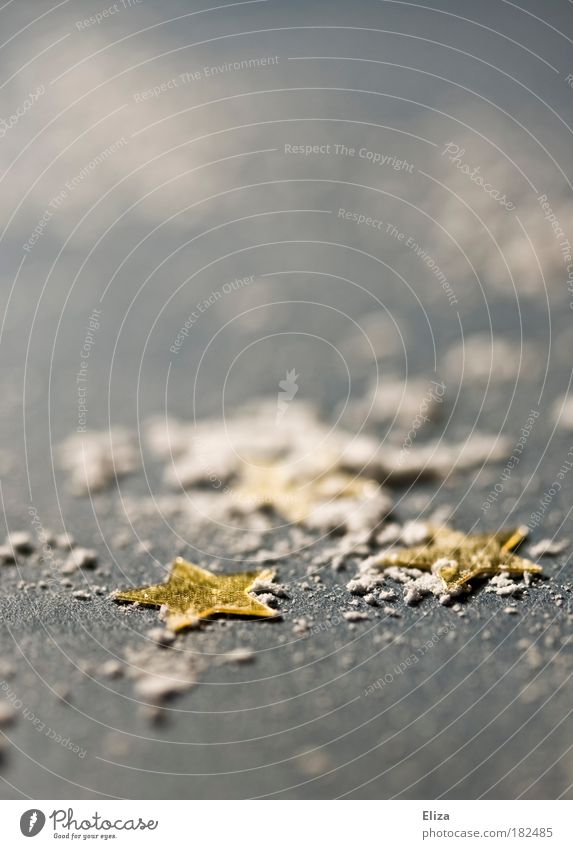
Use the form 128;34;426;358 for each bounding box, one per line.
113;558;278;630
376;525;542;591
234;461;381;524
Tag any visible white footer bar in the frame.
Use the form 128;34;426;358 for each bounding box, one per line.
0;799;571;847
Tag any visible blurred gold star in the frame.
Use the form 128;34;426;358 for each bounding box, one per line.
114;558;278;631
377;525;542;591
235;461;380;524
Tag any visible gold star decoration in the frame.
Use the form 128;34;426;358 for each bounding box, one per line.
376;525;542;591
234;461;381;524
113;558;278;631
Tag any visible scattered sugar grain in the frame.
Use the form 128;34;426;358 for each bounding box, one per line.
528;538;569;558
99;660;123;679
253;592;278;607
65;548;98;571
55;533;75;550
0;701;17;726
72;590;91;601
220;648;255;664
6;531;34;554
343;610;369;622
0;545;16;564
401;521;431;546
250;578;289;598
147;627;176;647
378;589;397;601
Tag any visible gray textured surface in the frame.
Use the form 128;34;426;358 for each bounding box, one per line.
0;0;572;799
